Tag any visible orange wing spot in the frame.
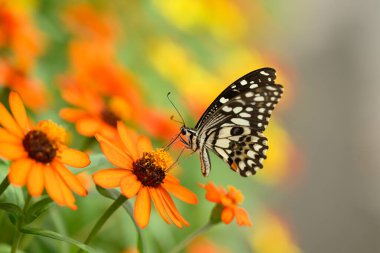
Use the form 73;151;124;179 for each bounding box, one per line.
231;162;238;171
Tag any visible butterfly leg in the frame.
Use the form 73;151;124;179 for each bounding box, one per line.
199;148;211;177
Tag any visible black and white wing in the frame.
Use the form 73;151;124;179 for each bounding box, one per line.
196;68;283;176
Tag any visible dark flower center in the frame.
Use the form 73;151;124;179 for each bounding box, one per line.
133;152;166;187
101;109;120;127
23;130;56;163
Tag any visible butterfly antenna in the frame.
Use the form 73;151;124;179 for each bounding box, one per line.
167;92;186;125
163;132;181;150
170;115;183;125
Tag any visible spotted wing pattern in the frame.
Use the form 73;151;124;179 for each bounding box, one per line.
204;127;268;176
196;68;283;176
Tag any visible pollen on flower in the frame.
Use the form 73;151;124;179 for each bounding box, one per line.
147;148;172;169
132;149;172;187
36;120;67;147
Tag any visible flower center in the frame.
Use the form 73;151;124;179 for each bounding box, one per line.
23;130;57;163
133;151;170;187
101;109;120;127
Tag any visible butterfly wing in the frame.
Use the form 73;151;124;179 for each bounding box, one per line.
204;126;268;176
195;67;282;132
195;68;283;176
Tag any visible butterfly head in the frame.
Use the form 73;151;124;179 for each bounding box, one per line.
179;126;198;151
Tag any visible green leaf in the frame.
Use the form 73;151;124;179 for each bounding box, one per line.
209;204;223;224
0;203;22;215
21;227;96;253
25;197;53;224
95;186;114;200
0;243;25;253
96;187;147;253
7;213;17;225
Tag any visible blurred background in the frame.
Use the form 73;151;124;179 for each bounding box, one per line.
1;0;379;252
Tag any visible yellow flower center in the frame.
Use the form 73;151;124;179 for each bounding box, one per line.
133;149;172;187
36;120;66;145
22;120;66;164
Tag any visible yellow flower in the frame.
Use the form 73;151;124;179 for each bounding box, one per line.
251;213;302;253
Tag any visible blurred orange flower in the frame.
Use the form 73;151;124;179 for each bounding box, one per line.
187;238;230;253
0;2;44;70
93;122;198;228
62;3;118;43
136;106;182;142
0;60;47;110
200;182;251;226
59;78;132;140
67;40;141;109
0;92;90;210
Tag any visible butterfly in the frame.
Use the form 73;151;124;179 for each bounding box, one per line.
178;68;283;177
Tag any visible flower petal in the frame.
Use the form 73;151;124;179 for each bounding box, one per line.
221;207;234;224
149;188;170;224
44;166;63;204
163;180;198;204
96;134;133;169
201;182;224;203
93;168;131;188
0;102;24;137
8;158;33;186
76;117;102;136
117;122;138;160
27;162;44;196
134;187;151;228
164;174;180;184
137;136;153;158
159;187;189;227
120;174;141;199
0;128;20;143
9;91;31;133
0;142;27;160
59;148;90;168
59;108;88;122
56;173;77;210
235;207;252;226
53;161;87;196
227;185;244;204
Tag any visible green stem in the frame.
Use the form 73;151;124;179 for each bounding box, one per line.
77;195;127;253
0;176;10;197
11;220;22;253
11;194;32;253
169;221;216;253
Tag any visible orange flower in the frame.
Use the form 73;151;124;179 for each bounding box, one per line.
93;122;198;228
187;238;231;253
200;182;252;226
59;79;131;140
67;40;142;109
62;3;118;42
136;106;182;142
0;3;44;70
0;60;47;110
0;91;90;210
